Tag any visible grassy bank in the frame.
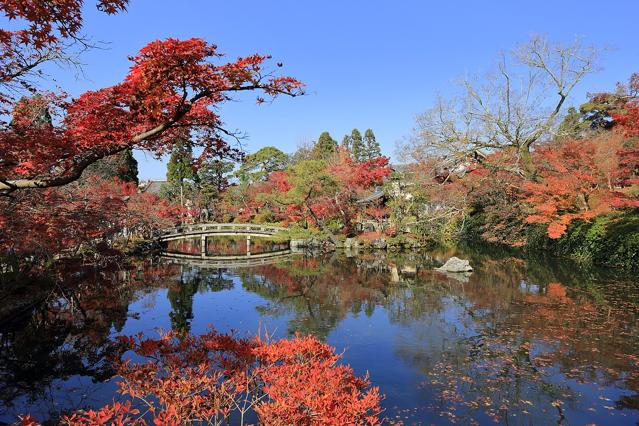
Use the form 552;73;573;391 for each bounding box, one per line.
463;211;639;271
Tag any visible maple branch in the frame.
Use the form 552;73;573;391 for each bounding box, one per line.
0;81;300;194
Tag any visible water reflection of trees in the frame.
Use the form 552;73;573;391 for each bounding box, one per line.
233;249;639;424
166;237;290;257
3;248;636;423
238;256;386;339
0;260;189;421
397;251;639;424
0;265;137;420
167;267;235;332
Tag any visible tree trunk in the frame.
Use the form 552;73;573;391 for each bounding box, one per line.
519;145;537;180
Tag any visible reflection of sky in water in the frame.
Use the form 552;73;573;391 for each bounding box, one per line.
1;248;638;425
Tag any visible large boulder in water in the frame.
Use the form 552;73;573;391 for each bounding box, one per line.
435;257;473;273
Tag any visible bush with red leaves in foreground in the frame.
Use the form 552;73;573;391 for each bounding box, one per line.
19;330;382;425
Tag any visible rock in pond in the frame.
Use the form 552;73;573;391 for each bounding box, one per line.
435;257;473;273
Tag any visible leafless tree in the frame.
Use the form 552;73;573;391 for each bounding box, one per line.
401;35;601;177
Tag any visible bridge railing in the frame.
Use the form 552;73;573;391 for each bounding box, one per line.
160;223;288;239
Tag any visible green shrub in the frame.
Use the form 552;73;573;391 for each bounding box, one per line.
524;213;639;270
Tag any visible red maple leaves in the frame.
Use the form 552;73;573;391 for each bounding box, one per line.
0;0;127;48
522;133;638;238
55;330;382;425
1;36;303;193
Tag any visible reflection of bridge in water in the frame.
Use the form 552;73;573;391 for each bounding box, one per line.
159;223;289;258
160;249;300;269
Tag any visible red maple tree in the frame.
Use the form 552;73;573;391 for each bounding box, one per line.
0;0;303;263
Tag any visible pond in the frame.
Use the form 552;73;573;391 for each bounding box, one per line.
1;239;638;424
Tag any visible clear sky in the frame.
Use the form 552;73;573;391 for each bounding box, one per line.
54;0;639;179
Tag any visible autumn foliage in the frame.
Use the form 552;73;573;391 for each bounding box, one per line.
238;148;391;233
0;0;303;265
1;37;302;192
424;77;639;242
54;330;381;425
522;137;621;238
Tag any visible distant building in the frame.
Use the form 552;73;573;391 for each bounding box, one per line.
139;180;167;194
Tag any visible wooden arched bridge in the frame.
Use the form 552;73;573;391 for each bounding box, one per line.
159;223;290;258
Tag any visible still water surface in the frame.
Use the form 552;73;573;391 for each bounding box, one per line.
1;239;638;424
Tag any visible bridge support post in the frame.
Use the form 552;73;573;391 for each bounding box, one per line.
201;235;206;258
246;235;251;256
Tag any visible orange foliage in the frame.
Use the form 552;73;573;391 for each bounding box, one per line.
53;330;382;425
522;137;626;238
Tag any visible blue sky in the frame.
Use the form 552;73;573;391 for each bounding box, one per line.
55;1;639;179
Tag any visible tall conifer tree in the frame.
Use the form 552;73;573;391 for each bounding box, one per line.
363;128;381;160
167;139;195;185
341;134;352;151
350;128;364;162
312;131;338;160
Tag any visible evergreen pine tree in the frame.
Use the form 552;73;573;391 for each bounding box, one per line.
312;131;338;160
341;134;352;151
363;128;381;160
119;149;139;184
237;146;289;184
198;158;234;208
162;138;195;203
167;139;195;185
84;149;139;184
558;107;588;139
350;129;364;162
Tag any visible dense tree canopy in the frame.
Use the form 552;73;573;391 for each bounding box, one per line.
0;0;303;266
237;146;289;184
312;131;338;160
0;34;303;194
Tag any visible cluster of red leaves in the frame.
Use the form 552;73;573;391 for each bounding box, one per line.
254;336;381;425
613;102;639;193
51;330;381;425
413;74;639;242
1;37;302;187
0;0;127;48
522;138;618;238
0;176;182;259
365;206;390;220
0;1;128;118
0;2;303;264
519;81;639;238
522;130;638;238
330;151;391;189
243;148;391;231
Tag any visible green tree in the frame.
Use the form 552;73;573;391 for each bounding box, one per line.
199;159;234;193
162;138;196;203
258;159;339;231
557;107;590;139
167;139;195;185
237;146;289;185
312;131;338;160
350;129;364;162
197;158;235;209
363;129;381;160
86;149;139;184
341;134;352;151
